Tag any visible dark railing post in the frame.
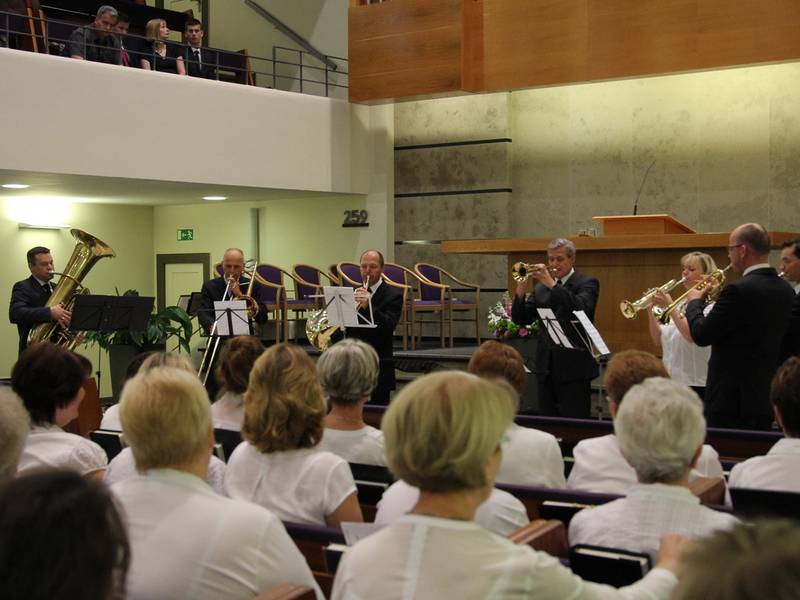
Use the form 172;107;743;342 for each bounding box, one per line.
324;54;329;97
298;48;303;94
271;45;276;89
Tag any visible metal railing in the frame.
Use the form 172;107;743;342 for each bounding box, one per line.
0;9;348;98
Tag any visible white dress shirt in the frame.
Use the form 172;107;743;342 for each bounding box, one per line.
332;514;678;600
659;303;713;387
224;443;357;525
569;483;738;563
374;480;529;536
210;391;244;431
18;424;107;476
567;434;723;495
100;403;122;431
728;437;800;497
497;423;566;487
112;469;322;600
105;447;227;494
318;425;386;466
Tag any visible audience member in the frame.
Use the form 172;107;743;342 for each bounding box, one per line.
114;12;137;68
112;367;322;600
568;350;723;494
332;371;687;600
182;18;216;79
13;342;106;478
0;387;29;480
727;357;800;496
140;18;185;74
0;470;130;600
569;377;738;561
317;338;386;466
672;520;800;600
67;5;121;64
211;335;264;431
467;340;565;487
225;343;363;526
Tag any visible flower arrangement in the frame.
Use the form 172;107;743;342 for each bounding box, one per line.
487;292;540;339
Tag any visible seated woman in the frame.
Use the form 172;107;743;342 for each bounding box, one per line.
316;338;386;466
568;350;723;494
569;377;738;561
0;470;130;600
211;335;264;431
139;18;185;74
332;371;687;600
14;343;107;479
0;388;29;482
467;340;565;487
224;343;363;527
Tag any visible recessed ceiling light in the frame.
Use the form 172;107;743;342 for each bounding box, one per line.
202;195;227;201
2;183;30;189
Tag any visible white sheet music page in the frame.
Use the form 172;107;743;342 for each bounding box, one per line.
214;300;249;335
536;308;574;348
573;310;611;355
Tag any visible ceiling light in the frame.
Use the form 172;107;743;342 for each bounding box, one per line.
2;183;30;189
202;195;227;201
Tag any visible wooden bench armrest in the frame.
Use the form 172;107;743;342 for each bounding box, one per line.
689;477;726;505
507;519;569;557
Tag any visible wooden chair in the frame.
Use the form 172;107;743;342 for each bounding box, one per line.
507;519;569;557
251;583;316;600
283;521;344;598
380;262;414;350
63;377;102;436
415;262;480;347
336;262;362;287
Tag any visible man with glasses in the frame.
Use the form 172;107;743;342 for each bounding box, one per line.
685;223;794;429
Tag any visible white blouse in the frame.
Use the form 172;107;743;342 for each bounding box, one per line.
332;514;678;600
105;447;227;494
318;426;386;466
659;303;713;387
224;443;357;525
210;391;244;431
18;424;107;476
100;404;122;431
727;438;800;502
497;423;566;488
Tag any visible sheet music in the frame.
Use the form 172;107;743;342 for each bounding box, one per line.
214;300;249;335
536;308;574;348
323;286;376;329
573;310;611;356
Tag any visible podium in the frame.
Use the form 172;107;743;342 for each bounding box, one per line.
593;214;694;236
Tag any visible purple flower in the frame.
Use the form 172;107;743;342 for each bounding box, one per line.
504;330;512;338
492;330;500;338
519;327;528;337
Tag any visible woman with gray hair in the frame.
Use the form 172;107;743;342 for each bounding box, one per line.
316;338;385;466
569;377;737;561
332;371;687;600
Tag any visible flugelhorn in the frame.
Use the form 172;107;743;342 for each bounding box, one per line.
619;277;686;320
657;264;732;325
511;262;557;283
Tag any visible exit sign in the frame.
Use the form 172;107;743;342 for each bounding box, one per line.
177;228;194;241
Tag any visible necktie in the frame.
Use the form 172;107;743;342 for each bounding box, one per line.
556;280;563;287
42;283;51;294
121;46;129;67
194;49;201;67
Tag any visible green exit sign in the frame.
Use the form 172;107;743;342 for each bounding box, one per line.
177;228;194;241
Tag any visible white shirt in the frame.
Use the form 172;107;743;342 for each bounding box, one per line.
211;391;244;431
569;483;738;563
105;447;227;494
497;423;566;488
659;303;713;387
727;437;800;497
225;443;357;525
567;434;723;495
100;404;122;431
18;424;107;476
332;514;678;600
112;469;323;600
743;263;771;276
318;426;386;466
375;480;529;536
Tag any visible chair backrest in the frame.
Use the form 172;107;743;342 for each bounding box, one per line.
729;487;800;520
283;521;346;573
415;263;444;301
292;265;322;300
496;482;621;521
507;519;569;557
89;429;126;461
255;264;284;304
538;500;588;526
328;264;341;285
337;262;362;287
382;263;407;286
214;428;243;462
569;544;651;587
213;262;224;278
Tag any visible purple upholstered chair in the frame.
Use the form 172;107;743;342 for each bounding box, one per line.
292;265;338;309
336;262;364;288
380;263;413;350
415;263;481;347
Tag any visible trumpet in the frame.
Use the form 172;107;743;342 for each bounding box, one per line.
619;277;686;320
511;262;557;283
657;264;732;325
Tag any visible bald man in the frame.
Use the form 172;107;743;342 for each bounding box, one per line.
686;223;794;429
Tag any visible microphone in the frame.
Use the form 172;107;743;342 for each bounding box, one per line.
633;159;656;216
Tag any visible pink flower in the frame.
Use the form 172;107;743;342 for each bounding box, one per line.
519;327;528;337
504;330;512;338
492;330;500;338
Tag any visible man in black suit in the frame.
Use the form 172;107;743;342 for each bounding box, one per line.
686;223;795;430
345;249;403;405
778;239;800;364
9;246;71;355
511;238;600;418
182;19;216;80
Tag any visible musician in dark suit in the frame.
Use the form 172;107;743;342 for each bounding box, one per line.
345;250;403;405
511;238;600;418
182;18;217;80
779;239;800;364
9;246;71;355
686;223;795;430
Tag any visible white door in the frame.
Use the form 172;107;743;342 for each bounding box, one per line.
164;263;204;308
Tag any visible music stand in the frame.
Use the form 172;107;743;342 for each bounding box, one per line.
321;286;376;334
71;294;154;334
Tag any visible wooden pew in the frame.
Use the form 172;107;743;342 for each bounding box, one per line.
252;583;316;600
507;519;569;558
496;483;621;522
283;521;344;598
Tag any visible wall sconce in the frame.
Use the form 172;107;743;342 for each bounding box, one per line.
17;223;70;230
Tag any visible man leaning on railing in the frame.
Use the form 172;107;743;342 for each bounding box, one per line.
66;4;120;65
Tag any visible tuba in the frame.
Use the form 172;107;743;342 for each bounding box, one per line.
28;229;116;350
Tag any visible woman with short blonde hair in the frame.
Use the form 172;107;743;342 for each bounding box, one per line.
225;343;363;527
140;18;185;74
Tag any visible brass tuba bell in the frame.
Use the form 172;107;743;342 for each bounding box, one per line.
305;308;339;351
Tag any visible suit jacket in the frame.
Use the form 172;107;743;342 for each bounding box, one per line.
183;46;217;79
198;277;269;334
346;282;403;392
686;267;795;424
9;276;53;354
779;291;800;365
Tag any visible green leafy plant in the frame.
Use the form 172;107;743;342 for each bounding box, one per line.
82;289;195;354
488;292;540;339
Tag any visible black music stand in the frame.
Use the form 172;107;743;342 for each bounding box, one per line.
71;294;154;334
